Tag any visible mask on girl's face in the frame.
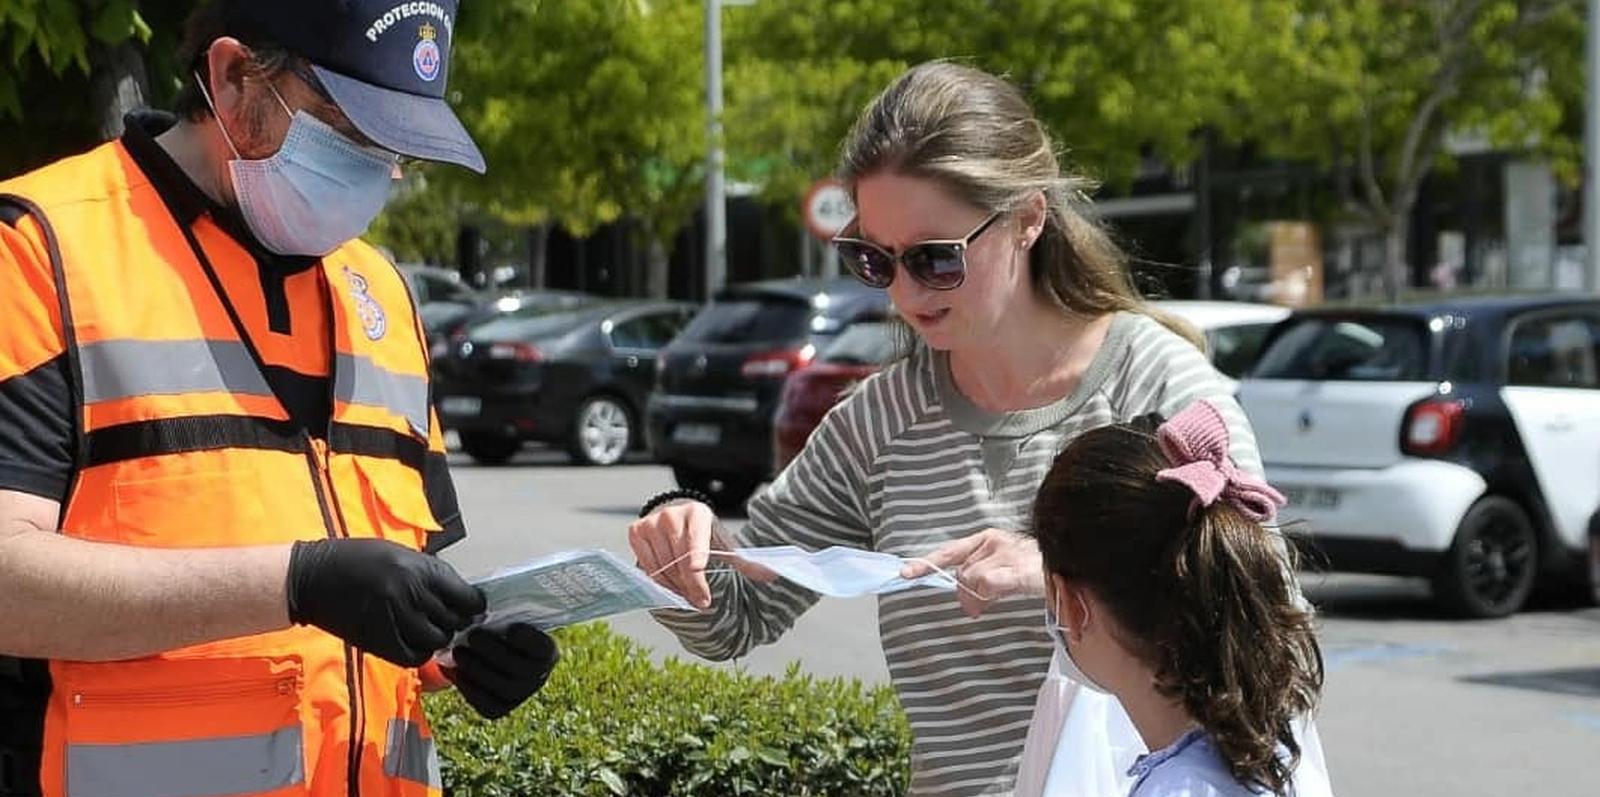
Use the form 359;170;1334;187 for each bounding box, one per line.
196;72;397;256
1043;589;1111;694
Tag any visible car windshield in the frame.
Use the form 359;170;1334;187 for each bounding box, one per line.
1207;322;1278;378
1252;317;1429;381
676;298;813;345
820;321;899;365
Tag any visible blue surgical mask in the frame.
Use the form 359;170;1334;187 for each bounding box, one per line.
1044;593;1110;694
197;74;397;256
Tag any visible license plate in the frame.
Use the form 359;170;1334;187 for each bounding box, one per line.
440;396;482;416
1284;486;1341;510
672;423;721;446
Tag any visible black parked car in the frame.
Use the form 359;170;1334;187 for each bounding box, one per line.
1238;294;1600;617
434;300;697;466
648;277;890;510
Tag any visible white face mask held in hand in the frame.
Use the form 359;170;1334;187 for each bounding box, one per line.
715;545;960;598
196;72;397;256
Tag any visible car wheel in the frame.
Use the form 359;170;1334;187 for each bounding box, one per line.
569;395;632;467
1432;497;1538;619
461;431;522;466
670;466;758;514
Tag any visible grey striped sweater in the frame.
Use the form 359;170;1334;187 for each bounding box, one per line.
653;312;1267;796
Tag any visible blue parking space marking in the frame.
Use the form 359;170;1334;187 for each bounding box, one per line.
1324;642;1452;672
1562;713;1600;734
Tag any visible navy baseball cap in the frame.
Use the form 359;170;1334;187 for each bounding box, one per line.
222;0;486;173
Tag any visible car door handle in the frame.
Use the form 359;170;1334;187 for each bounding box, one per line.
1545;416;1574;432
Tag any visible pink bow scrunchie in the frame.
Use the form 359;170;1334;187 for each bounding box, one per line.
1154;400;1286;522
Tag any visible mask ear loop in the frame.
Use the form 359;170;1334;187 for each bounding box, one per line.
904;556;991;602
264;79;294;119
644;550;990;601
193;69;244;160
644;549;738;580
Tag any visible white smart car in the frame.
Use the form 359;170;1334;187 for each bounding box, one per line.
1238;295;1600;617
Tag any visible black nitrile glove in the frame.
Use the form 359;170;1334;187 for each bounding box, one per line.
445;616;560;719
286;539;486;667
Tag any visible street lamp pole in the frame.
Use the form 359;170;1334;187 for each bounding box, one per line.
1580;0;1593;289
1587;0;1600;291
704;0;727;299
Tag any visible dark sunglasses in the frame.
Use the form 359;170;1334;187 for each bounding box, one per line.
832;212;1003;291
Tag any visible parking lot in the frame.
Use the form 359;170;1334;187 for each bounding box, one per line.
439;446;1600;797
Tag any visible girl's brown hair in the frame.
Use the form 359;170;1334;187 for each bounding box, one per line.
1030;415;1322;795
839;61;1199;346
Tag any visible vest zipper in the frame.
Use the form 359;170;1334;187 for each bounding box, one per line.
327;445;366;797
71;676;296;709
302;432;364;797
303;435;341;541
177;203;367;796
319;268;371;797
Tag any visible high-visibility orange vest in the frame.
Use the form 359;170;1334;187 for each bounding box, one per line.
0;139;448;797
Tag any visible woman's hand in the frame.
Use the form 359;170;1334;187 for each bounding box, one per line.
901;528;1045;618
627;500;776;609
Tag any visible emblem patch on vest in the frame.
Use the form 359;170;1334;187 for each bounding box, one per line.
345;267;388;341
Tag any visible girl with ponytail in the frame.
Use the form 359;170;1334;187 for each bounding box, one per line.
1030;400;1324;796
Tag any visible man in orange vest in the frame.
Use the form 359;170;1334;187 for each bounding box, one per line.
0;2;557;795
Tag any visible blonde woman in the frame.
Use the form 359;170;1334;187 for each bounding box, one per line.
629;62;1329;797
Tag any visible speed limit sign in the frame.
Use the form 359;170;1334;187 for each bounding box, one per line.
803;178;855;241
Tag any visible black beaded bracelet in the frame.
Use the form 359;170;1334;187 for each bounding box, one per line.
638;487;714;518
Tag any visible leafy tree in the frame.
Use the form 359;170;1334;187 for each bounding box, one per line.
721;0;1267;218
365;0;1591;300
386;0;706;295
1236;0;1585;297
723;0;1586;298
390;1;1386;288
711;1;1282;303
367;168;472;266
0;1;196;179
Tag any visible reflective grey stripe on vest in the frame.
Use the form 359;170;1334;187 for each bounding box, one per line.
79;339;428;438
383;719;441;789
80;339;274;404
335;353;430;438
65;726;304;797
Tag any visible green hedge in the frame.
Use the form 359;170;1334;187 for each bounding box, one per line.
426;623;912;796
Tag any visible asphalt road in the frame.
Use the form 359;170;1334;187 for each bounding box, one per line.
439;445;1600;797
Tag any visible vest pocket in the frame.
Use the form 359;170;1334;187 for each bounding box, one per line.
108;466;271;547
350;457;438;551
58;657;308;797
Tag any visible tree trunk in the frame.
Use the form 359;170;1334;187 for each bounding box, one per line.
647;236;670;299
456;224;484;287
1382;211;1409;304
526;222;550;288
90;41;148;140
